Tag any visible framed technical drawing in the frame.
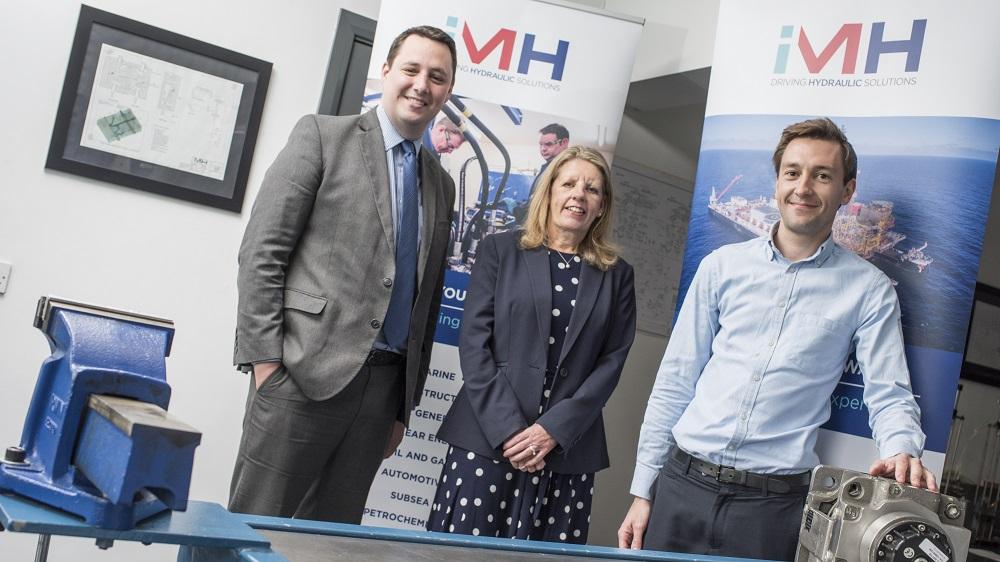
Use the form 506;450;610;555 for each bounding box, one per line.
46;5;271;212
962;282;1000;387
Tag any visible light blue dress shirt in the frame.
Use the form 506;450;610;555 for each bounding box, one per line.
631;225;925;499
373;105;423;353
375;105;424;246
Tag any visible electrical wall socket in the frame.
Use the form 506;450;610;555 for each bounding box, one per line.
0;262;11;294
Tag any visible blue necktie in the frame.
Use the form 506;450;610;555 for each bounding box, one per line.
383;140;419;351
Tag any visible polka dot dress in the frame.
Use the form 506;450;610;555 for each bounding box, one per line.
427;447;594;542
427;249;594;543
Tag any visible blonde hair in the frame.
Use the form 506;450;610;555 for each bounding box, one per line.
519;146;618;270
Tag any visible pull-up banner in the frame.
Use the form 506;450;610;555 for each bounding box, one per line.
681;0;999;472
360;0;642;530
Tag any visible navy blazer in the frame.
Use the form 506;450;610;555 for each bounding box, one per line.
436;230;636;474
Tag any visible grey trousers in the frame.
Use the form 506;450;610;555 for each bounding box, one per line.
644;452;809;561
228;363;402;523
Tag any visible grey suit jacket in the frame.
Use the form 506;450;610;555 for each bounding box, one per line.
235;111;456;424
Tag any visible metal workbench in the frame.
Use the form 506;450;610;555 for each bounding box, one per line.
1;492;764;561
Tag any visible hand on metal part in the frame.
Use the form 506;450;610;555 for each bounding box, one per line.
502;423;556;472
383;421;405;459
617;496;651;549
868;453;938;491
252;361;281;390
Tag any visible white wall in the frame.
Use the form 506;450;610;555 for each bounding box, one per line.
0;1;376;560
606;0;719;80
3;0;995;558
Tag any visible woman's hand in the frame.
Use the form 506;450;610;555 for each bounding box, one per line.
502;423;557;472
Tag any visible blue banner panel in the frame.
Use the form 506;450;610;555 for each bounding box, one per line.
825;346;962;452
433;269;469;347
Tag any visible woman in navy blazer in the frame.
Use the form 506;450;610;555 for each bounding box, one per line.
428;146;637;543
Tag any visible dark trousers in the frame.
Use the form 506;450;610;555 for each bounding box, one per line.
644;452;809;561
228;363;402;523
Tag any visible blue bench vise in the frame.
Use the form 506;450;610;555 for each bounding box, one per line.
0;296;201;530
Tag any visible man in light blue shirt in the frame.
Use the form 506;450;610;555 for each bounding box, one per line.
618;118;935;560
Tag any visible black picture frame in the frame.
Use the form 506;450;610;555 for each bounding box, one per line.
961;282;1000;387
46;5;272;212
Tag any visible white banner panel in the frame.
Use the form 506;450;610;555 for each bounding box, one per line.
361;0;642;530
368;0;641;130
679;0;1000;476
708;0;1000;119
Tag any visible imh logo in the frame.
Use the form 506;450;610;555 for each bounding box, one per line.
774;19;926;74
444;16;569;81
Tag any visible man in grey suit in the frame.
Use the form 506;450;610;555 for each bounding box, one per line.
229;25;457;523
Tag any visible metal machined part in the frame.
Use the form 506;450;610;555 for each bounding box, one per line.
2;294;192;532
33;296;173;333
796;466;971;562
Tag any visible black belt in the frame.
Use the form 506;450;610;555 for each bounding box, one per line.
672;448;811;494
366;349;406;366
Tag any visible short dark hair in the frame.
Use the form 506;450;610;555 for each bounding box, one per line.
539;123;569;140
772;117;857;183
385;26;457;83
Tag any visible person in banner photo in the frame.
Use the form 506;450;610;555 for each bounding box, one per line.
428;146;636;543
426;116;466;156
514;123;571;224
229;25;456;523
618;118;935;560
534;123;571;191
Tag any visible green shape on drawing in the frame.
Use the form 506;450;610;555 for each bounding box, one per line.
97;109;142;142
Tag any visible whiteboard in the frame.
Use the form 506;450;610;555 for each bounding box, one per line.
611;157;693;337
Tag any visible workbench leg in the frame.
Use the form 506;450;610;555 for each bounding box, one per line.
34;534;51;562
